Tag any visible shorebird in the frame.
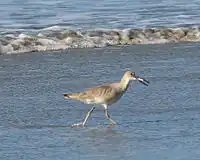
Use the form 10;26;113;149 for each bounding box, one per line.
64;71;149;127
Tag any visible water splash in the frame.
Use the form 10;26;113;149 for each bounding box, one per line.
1;26;200;54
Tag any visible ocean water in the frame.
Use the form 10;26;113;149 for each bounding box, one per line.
1;0;200;31
1;0;200;54
0;43;200;160
1;1;200;159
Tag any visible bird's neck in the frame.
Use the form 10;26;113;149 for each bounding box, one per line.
120;77;130;92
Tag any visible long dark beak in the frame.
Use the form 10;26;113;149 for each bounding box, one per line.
136;76;150;86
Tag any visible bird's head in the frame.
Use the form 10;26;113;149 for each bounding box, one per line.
124;71;149;86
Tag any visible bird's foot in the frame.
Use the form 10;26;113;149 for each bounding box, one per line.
110;122;117;125
109;121;118;126
71;122;84;127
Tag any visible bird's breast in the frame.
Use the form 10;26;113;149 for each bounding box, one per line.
106;91;125;105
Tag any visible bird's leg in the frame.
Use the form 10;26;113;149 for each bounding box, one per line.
82;107;95;126
72;107;95;127
103;104;117;125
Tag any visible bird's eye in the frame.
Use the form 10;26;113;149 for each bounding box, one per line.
131;72;135;76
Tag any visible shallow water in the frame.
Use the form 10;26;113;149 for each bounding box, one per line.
0;43;200;159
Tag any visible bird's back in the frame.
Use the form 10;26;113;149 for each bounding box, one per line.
65;82;125;105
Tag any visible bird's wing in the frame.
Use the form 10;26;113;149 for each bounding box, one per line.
86;84;118;100
64;83;120;104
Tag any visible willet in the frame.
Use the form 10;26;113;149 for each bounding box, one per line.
64;71;149;127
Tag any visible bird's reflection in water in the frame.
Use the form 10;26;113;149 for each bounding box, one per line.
82;125;123;138
81;125;127;154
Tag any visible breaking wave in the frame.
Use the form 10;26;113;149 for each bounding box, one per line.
1;26;200;54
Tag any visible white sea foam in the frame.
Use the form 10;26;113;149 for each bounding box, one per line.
1;26;200;54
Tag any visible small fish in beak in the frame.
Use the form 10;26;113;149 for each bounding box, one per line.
136;76;150;86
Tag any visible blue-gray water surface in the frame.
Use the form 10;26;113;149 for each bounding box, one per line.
0;43;200;160
1;0;200;33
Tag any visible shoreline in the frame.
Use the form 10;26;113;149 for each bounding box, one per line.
1;26;200;54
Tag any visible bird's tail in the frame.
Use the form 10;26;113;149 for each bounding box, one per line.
64;93;70;98
64;93;76;99
64;92;86;100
